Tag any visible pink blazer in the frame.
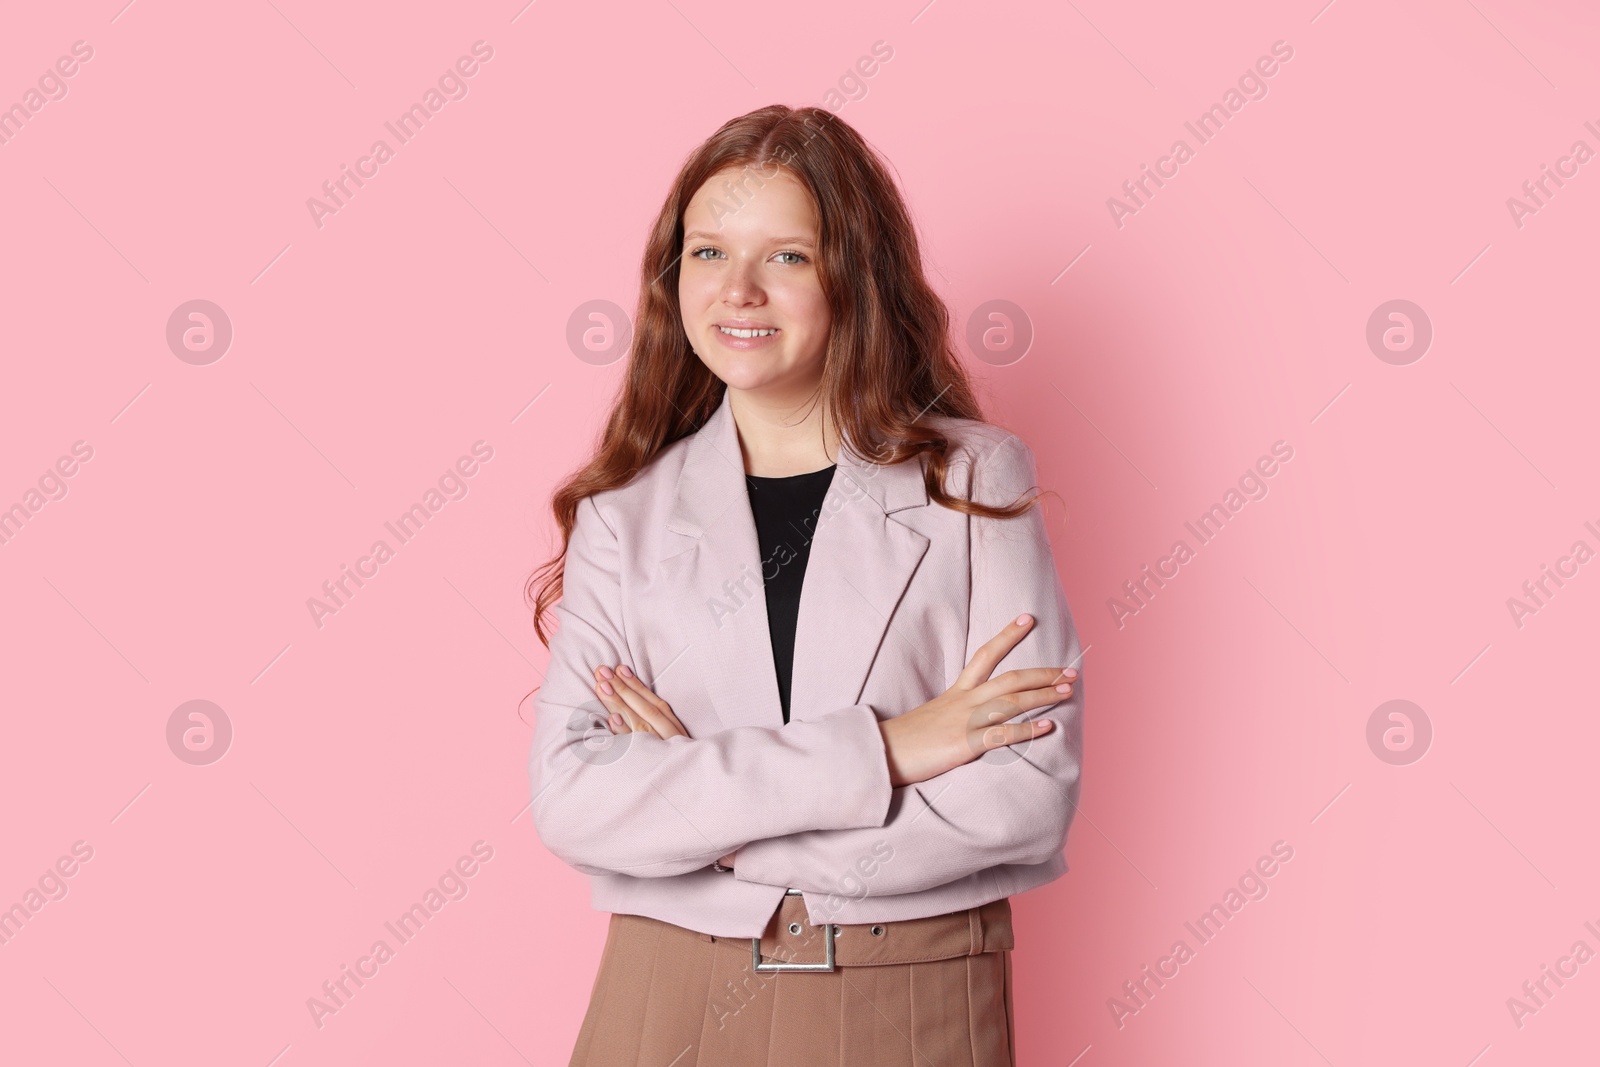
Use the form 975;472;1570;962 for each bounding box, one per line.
529;388;1085;938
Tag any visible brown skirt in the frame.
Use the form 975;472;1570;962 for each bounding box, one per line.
568;892;1017;1067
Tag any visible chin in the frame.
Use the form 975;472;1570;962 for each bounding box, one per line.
696;349;774;383
711;364;787;393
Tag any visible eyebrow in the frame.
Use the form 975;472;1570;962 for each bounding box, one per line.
683;230;816;248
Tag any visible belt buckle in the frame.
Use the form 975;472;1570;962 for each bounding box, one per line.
751;889;836;972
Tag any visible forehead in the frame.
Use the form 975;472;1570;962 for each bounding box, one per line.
682;165;819;239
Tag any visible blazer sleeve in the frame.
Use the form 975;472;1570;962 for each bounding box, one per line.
528;494;895;879
730;433;1084;897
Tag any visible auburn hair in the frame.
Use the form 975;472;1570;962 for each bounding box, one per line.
526;104;1042;651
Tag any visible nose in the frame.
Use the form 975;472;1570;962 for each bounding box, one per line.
718;257;765;308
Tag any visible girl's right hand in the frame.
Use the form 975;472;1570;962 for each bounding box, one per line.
877;614;1075;788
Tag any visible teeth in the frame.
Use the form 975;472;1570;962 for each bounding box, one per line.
718;326;777;338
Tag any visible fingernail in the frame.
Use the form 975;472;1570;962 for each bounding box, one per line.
1055;683;1072;694
1060;668;1077;680
618;665;634;678
1035;720;1052;731
1016;613;1033;626
609;713;621;729
597;665;613;679
599;680;614;695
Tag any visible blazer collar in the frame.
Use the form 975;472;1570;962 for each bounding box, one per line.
664;387;927;547
655;387;933;729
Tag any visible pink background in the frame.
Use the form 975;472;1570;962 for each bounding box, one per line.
2;0;1597;1063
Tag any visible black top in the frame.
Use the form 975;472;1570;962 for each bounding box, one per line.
744;463;837;724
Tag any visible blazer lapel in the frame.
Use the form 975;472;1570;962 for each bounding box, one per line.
787;428;930;724
654;389;931;733
654;390;776;733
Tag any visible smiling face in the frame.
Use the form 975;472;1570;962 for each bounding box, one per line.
678;165;832;402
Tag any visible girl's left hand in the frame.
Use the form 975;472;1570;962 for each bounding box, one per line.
592;664;690;741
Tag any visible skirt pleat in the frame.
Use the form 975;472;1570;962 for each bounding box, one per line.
633;920;705;1066
568;912;1015;1067
838;959;916;1067
698;929;777;1063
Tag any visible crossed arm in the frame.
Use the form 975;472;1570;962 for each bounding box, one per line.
528;493;897;879
597;434;1084;896
530;434;1084;893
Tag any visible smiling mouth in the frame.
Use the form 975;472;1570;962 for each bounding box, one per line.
717;326;779;338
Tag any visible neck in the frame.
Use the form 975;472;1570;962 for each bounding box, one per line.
726;385;842;477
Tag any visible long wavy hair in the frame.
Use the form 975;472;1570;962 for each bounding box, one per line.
526;104;1044;651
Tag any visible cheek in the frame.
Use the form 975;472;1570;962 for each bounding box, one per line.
778;287;831;338
677;266;716;313
804;310;832;353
